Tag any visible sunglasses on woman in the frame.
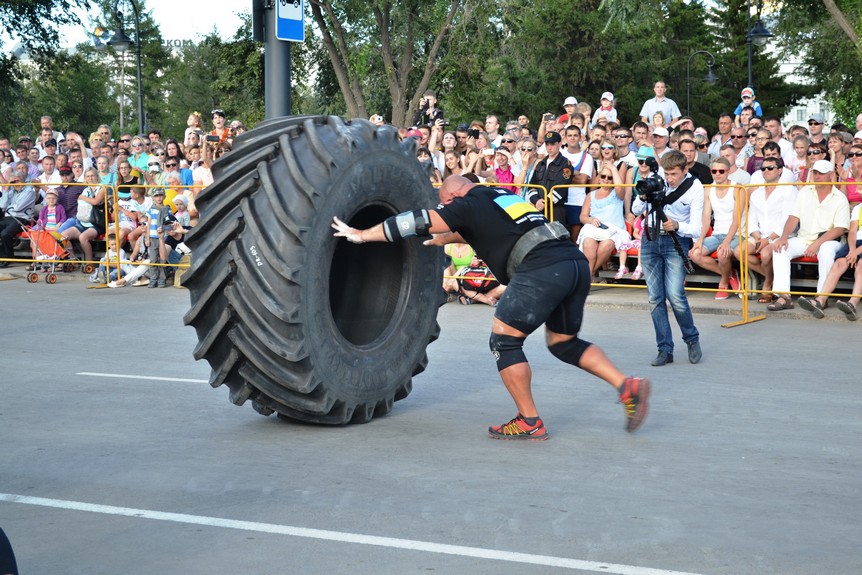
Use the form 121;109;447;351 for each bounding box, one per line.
600;145;614;150
599;174;613;180
847;152;862;158
520;146;534;152
807;150;825;156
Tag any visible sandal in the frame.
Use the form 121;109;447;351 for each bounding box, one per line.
631;266;643;281
614;267;629;280
836;301;858;321
458;295;473;305
758;294;775;304
767;296;794;311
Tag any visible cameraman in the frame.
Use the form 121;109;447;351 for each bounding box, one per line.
413;90;443;126
632;150;703;367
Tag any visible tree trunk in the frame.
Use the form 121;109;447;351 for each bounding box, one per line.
309;0;367;119
821;0;860;52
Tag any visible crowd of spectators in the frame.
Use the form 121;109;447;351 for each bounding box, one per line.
401;86;862;317
0;110;244;287
4;93;862;313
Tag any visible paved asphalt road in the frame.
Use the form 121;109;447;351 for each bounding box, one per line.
0;277;859;574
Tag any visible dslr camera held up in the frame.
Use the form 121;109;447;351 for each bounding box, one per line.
635;156;665;203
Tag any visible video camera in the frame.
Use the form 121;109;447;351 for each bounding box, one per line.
635;156;665;203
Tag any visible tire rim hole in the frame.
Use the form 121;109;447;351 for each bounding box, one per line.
330;205;404;346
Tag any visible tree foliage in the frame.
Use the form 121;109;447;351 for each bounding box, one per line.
308;0;462;126
0;0;93;57
774;0;862;122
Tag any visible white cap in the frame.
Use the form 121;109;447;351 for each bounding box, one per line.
600;91;614;102
563;96;578;106
854;131;862;140
811;159;834;174
652;127;669;137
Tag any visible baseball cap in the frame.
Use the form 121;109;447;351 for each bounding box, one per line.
811;159;834;174
836;131;854;144
45;138;57;147
600;91;614;102
808;113;825;124
854;131;862;140
652;127;669;138
563;96;578;106
58;165;72;175
635;145;656;160
45;189;59;197
741;87;755;98
405;128;423;139
149;188;166;196
544;131;562;144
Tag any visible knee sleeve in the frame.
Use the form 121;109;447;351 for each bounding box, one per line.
489;333;527;371
548;337;592;367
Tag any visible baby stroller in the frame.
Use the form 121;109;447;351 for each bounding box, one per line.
21;225;93;284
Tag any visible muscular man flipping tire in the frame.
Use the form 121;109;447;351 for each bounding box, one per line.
333;175;650;440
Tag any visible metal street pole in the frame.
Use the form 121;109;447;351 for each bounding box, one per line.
687;50;717;117
131;0;144;133
747;0;753;88
264;1;292;119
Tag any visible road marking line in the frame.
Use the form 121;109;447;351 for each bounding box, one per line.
0;493;704;575
76;372;208;384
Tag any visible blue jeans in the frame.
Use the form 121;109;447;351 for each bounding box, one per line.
641;233;699;353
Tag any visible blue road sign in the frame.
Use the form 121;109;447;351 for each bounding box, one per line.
276;0;304;42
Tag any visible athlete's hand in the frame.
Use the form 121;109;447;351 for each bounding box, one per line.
423;233;450;247
331;216;364;244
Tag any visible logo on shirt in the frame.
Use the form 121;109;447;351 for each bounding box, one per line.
493;193;540;221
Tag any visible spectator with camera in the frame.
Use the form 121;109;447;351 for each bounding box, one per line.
413;90;444;127
632;150;703;367
210;109;230;144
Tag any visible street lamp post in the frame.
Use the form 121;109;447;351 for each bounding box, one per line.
746;0;773;89
686;50;718;117
108;0;144;133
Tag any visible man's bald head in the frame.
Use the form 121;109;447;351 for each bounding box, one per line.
439;175;475;205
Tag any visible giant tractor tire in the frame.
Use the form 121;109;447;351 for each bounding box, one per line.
182;116;443;424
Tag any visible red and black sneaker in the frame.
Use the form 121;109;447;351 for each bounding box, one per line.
619;377;651;433
488;415;549;441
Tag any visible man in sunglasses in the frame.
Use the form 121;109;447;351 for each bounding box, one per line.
614;128;638;169
689;157;742;300
767;160;848;311
807;113;826;145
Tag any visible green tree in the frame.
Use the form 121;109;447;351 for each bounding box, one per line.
308;0;462;125
21;47;114;135
774;0;862;122
0;0;94;57
95;0;172;134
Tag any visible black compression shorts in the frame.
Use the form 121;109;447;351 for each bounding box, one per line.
494;258;590;336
